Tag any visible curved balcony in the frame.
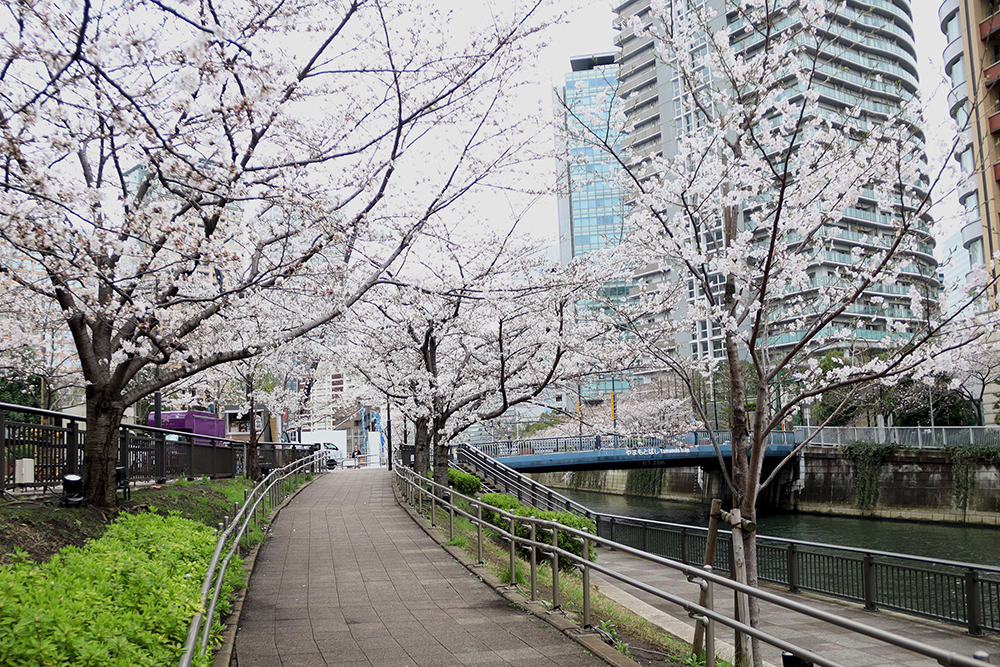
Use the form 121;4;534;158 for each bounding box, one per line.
938;0;959;25
962;219;984;247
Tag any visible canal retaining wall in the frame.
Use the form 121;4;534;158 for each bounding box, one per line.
528;446;1000;526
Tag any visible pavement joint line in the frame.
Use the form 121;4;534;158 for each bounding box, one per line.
393;482;642;667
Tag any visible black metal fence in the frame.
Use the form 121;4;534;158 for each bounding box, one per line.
455;443;1000;635
1;402;316;493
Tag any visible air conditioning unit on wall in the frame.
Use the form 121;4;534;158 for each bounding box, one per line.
14;458;35;484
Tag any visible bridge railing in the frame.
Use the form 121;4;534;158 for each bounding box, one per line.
474;429;798;458
795;425;1000;449
454;443;1000;635
397;463;995;667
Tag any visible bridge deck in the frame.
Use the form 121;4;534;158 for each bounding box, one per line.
233;469;608;666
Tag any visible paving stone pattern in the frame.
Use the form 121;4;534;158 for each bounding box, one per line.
233;469;610;667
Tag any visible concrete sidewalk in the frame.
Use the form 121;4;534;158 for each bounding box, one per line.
592;546;1000;667
232;469;612;667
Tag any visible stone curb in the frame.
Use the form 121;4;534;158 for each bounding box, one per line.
212;475;316;667
392;483;642;667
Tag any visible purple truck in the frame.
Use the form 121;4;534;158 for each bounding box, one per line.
149;410;225;443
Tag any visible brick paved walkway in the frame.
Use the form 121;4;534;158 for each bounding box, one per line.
232;469;611;667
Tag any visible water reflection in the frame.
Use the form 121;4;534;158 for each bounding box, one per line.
559;488;1000;567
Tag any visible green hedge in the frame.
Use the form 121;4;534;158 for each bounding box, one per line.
448;469;482;496
426;468;483;497
0;512;242;666
481;493;597;567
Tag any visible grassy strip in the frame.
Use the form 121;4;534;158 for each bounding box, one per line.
425;502;728;666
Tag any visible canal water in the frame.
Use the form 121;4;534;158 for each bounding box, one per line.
558;488;1000;567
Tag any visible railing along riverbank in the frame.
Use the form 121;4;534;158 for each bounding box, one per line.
455;444;1000;635
395;464;995;667
1;402;318;494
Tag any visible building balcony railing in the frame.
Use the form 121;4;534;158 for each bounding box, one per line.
984;60;1000;87
980;12;1000;41
990;109;1000;134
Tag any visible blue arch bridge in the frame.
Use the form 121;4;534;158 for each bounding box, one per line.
467;431;799;473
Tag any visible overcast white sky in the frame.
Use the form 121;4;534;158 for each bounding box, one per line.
519;0;959;253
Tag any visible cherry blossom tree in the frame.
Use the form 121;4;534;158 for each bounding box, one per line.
337;229;614;486
0;0;560;505
567;0;999;659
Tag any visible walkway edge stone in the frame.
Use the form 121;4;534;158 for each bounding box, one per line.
212;476;316;667
392;481;643;667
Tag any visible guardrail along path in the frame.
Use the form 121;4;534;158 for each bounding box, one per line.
233;469;610;667
593;547;1000;667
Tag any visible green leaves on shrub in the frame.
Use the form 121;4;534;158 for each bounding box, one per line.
448;469;482;496
480;493;597;567
0;512;242;667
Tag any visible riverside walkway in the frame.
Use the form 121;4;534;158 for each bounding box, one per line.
232;469;611;667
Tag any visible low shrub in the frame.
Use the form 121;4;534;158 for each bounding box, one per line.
480;493;597;567
0;512;241;666
448;469;482;496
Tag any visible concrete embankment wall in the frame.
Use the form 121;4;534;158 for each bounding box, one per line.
528;446;1000;526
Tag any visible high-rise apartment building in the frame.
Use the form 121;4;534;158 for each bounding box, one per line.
556;54;632;398
939;0;1000;293
614;0;939;361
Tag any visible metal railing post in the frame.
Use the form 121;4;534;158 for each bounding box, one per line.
431;490;436;527
582;534;591;628
551;526;560;610
681;527;689;563
863;554;878;611
530;523;538;601
704;566;715;667
643;522;649;553
966;569;983;636
477;504;484;564
508;515;517;587
788;543;800;593
449;501;455;541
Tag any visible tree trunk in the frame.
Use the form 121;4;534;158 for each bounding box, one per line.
414;416;430;476
431;417;449;488
247;393;260;480
82;387;125;507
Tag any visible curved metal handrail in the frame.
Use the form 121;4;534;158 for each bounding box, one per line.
177;451;325;667
394;466;993;667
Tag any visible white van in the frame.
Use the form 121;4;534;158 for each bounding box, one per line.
319;443;344;468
